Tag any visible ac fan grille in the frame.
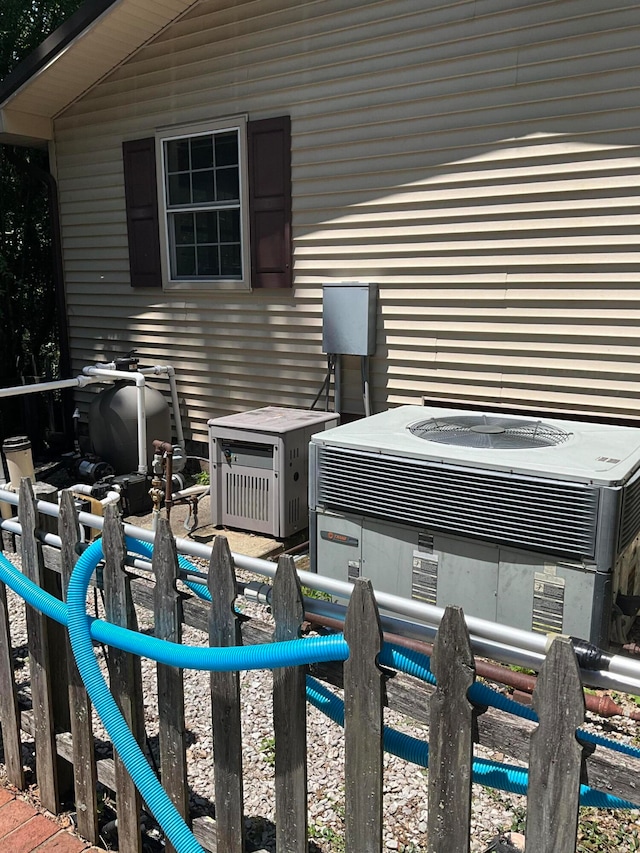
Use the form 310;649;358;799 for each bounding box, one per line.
409;415;572;450
317;446;598;558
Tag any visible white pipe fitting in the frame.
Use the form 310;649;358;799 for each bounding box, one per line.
66;483;121;507
82;364;185;472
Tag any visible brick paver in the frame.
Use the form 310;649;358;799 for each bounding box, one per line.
0;814;58;852
0;790;14;809
0;792;94;853
35;831;89;852
0;799;38;838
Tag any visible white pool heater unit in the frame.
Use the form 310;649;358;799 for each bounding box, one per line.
209;407;339;538
309;406;640;647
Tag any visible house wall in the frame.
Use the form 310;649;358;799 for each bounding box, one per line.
53;0;640;443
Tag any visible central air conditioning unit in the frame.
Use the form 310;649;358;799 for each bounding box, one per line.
309;406;640;647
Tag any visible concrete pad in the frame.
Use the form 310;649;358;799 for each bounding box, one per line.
124;493;304;561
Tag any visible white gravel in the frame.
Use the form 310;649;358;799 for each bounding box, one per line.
1;547;640;852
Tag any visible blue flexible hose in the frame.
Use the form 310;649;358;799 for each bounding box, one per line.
0;541;347;853
380;643;640;762
177;557;640;808
305;676;638;810
0;544;348;671
0;533;637;853
66;539;204;853
66;539;350;853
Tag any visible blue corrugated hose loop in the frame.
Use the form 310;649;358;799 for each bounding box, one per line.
0;533;637;853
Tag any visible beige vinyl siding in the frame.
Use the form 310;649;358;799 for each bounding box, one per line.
53;0;640;443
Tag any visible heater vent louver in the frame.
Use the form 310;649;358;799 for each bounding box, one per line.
316;446;599;559
225;472;270;523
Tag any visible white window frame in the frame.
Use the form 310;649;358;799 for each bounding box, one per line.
156;115;251;291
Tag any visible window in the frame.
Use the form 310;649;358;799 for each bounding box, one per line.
123;115;291;290
157;117;250;289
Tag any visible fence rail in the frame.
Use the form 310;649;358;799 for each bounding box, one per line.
0;480;626;852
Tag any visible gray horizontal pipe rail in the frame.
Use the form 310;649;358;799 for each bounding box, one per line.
2;486;640;692
0;518;208;584
0;376;100;398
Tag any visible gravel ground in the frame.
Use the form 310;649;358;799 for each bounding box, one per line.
1;547;640;852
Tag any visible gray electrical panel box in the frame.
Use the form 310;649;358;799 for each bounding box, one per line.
322;282;377;355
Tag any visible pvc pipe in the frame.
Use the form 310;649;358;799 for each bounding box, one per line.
1;518;61;549
361;355;372;417
2;484;640;691
0;375;98;399
0;362;184;478
144;365;185;449
67;483;121;508
136;376;146;475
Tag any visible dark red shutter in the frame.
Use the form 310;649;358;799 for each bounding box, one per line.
122;137;162;288
247;116;292;289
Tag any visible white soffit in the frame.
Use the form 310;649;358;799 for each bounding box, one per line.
0;0;199;140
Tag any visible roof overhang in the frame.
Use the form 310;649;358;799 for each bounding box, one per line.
0;0;199;147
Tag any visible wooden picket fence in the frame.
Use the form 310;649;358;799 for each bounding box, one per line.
0;480;634;853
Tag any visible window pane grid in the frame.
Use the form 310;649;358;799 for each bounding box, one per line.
165;132;240;208
169;209;241;279
164;128;242;280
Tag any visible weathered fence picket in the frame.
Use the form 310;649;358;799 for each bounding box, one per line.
344;578;384;853
0;548;23;789
59;490;99;845
272;553;307;853
526;636;585;853
208;535;244;853
0;492;627;853
153;516;190;853
19;478;61;813
427;605;475;853
103;504;144;853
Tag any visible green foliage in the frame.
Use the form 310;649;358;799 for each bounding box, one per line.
259;735;276;767
195;469;211;486
301;585;332;602
507;665;537;677
1;1;83;73
511;806;640;852
0;0;83;438
577;814;640;852
308;823;345;852
510;804;527;834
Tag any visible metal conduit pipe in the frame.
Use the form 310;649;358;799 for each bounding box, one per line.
302;596;640;692
2;485;640;692
309;611;638;720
